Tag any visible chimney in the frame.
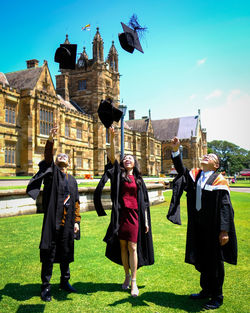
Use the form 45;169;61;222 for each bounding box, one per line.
129;110;135;120
26;59;39;69
56;74;69;101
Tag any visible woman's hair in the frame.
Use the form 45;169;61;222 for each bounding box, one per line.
120;154;142;186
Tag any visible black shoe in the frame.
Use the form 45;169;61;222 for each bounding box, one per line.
41;287;51;302
190;291;211;299
59;281;77;293
203;298;223;310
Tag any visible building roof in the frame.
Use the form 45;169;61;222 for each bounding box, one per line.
5;67;43;90
152;116;199;141
125;118;149;132
0;72;9;85
126;115;199;141
57;94;78;111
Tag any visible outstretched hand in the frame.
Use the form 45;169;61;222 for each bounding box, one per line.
171;137;180;152
109;125;115;138
49;125;58;141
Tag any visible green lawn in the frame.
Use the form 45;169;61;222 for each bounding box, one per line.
230;179;250;188
0;191;249;313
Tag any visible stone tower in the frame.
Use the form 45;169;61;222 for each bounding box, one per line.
55;29;120;175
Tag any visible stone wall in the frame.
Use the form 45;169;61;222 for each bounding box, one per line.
0;184;165;218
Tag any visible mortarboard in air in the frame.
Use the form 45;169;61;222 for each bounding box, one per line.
97;99;123;128
118;14;147;54
118;22;144;54
54;44;77;70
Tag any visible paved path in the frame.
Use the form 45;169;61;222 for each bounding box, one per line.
0;177;171;187
230;187;250;193
1;180;249;193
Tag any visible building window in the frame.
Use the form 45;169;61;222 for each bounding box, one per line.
164;148;172;160
65;122;70;137
76;155;82;168
183;147;188;159
76;125;82;139
5;145;16;165
40;108;53;135
137;138;141;150
150;140;154;155
106;129;110;144
5;103;16;124
128;137;132;149
65;150;71;163
78;80;87;90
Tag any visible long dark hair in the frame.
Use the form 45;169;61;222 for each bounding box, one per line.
120;154;142;186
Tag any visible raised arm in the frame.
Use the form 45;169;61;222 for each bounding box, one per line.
170;137;186;175
44;126;58;164
108;126;116;164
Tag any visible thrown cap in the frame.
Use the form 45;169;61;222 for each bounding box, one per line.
97;99;123;128
118;22;144;54
54;44;77;69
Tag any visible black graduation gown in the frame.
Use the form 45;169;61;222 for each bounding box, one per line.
94;161;154;268
167;154;237;272
26;160;79;263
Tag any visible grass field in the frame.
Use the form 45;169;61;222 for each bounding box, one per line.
0;191;249;313
230;179;250;188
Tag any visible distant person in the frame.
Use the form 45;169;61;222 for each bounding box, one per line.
27;126;81;302
234;173;237;183
167;137;237;310
94;126;154;297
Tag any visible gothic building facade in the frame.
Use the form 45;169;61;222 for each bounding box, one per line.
0;29;206;177
0;29;162;176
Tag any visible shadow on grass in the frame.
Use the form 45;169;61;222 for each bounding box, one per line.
109;291;205;312
0;283;41;301
0;282;204;312
73;281;141;294
16;304;45;313
0;281;140;301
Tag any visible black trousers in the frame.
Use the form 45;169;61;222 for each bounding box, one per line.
200;260;224;300
41;261;70;289
40;230;71;290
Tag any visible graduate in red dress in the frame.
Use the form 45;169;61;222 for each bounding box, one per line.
94;127;154;297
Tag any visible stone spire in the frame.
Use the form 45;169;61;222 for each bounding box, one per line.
92;27;104;62
64;34;70;44
77;47;89;69
106;41;118;72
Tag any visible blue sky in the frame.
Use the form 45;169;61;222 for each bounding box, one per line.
1;0;250;149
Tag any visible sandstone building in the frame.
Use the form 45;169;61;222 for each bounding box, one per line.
126;110;207;174
0;29;206;177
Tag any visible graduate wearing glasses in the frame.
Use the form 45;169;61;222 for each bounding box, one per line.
27;126;81;302
167;137;237;311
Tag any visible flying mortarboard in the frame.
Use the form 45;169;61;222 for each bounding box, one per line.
118;22;144;54
54;44;77;70
118;14;147;54
97;99;123;128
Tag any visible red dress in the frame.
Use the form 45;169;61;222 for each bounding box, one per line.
118;175;139;243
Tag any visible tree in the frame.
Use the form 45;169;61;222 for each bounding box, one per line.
207;140;249;175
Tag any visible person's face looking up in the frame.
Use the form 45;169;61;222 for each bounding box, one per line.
123;155;135;171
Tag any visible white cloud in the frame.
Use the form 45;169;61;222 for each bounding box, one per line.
190;94;197;100
205;89;223;100
197;58;207;66
202;90;250;150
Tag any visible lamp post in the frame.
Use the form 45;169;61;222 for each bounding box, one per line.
119;104;127;160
